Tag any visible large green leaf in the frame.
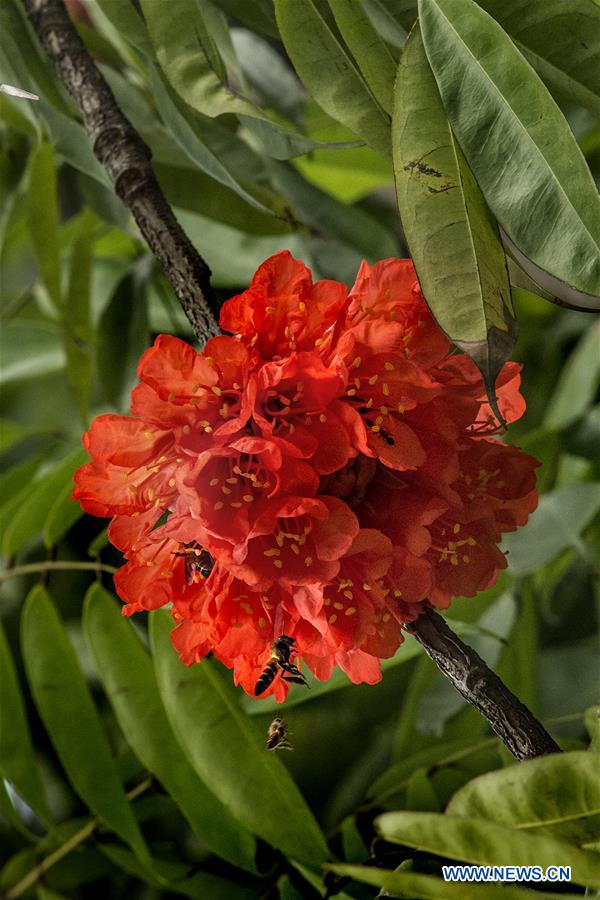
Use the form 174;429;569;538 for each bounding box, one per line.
0;621;50;824
543;321;600;430
381;0;600;117
448;751;600;846
1;448;87;556
274;0;391;157
376;811;600;887
25;143;61;310
83;586;258;873
419;0;600;299
327;0;397;114
139;0;341;160
482;0;600;118
150;610;329;866
148;65;285;219
20;587;149;862
503;482;600;575
392;25;514;414
328;865;588;900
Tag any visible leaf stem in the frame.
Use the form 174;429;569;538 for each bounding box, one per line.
0;561;117;582
6;776;153;899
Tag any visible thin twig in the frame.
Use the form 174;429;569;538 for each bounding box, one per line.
409;607;561;760
23;0;220;342
6;775;153;899
0;561;117;582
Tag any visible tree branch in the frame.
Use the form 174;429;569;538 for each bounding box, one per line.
24;0;220;343
410;607;560;759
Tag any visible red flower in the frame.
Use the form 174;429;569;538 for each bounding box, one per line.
220;250;347;361
74;252;539;700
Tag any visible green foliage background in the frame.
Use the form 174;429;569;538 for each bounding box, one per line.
1;0;599;897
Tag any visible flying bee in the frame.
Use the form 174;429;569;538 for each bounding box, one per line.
266;717;293;751
254;635;309;696
173;542;214;584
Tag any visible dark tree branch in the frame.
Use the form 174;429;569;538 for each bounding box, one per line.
25;0;560;765
24;0;220;343
410;607;560;759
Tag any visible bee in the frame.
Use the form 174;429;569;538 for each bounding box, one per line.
173;542;214;584
363;415;395;446
266;717;293;751
254;635;309;696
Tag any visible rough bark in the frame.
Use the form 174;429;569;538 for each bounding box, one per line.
24;0;220;342
410;607;561;759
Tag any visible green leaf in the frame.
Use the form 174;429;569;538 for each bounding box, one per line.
0;620;50;824
155;163;291;235
97;266;150;409
585;706;600;752
382;0;600;117
360;0;408;49
150;610;329;866
327;0;397;114
25;143;61;309
0;452;47;511
448;751;600;846
419;0;600;298
148;65;285;219
43;480;84;548
98;844;258;900
0;419;27;453
544;322;600;430
1;448;87;556
375;811;600;888
93;0;153;54
503;483;600;575
63;211;94;423
393;25;515;416
274;0;391;157
21;586;149;862
369;738;482;802
327;865;588;900
481;0;600;119
140;0;337;160
83;586;257;872
269;161;398;261
405;768;441;811
0;320;65;384
41;101;110;188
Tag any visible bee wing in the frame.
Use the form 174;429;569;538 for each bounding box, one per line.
0;84;39;100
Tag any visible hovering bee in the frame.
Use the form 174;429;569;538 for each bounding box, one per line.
173;542;214;584
266;717;293;751
254;635;308;696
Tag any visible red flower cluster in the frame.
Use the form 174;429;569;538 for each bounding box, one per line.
74;253;539;699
